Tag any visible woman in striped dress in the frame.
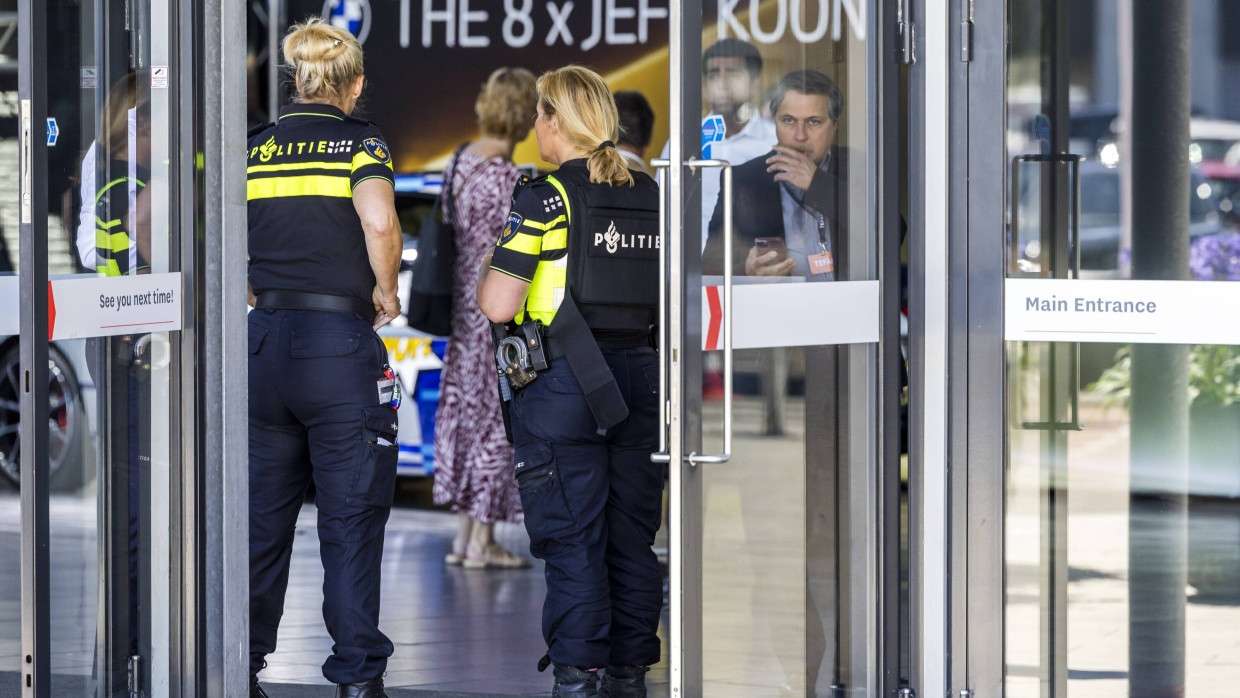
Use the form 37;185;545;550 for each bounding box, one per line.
433;68;538;568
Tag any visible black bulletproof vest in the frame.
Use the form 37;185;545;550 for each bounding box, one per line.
550;166;661;335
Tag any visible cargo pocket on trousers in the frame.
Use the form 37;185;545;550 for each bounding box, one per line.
350;405;399;509
514;441;576;548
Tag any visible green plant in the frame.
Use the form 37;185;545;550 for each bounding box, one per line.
1189;345;1240;406
1090;233;1240;408
1089;345;1240;408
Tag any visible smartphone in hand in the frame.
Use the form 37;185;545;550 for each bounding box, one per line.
753;236;788;261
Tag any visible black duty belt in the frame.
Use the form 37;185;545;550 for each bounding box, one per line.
255;290;373;321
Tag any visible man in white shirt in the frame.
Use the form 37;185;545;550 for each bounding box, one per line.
661;38;777;248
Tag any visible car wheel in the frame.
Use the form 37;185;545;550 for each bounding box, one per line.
0;343;91;492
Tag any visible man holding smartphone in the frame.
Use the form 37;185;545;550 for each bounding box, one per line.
702;69;846;281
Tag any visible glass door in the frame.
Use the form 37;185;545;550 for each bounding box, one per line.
661;1;903;695
17;0;187;694
966;1;1240;695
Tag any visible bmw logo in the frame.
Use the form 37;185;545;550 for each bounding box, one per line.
322;0;371;44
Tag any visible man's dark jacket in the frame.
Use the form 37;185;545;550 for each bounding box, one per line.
702;145;849;276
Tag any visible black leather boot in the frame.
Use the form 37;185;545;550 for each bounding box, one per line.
601;665;649;698
552;664;600;698
335;676;387;698
250;674;270;698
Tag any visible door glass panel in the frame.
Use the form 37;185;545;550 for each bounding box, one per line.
687;2;876;695
1005;2;1240;696
35;0;179;694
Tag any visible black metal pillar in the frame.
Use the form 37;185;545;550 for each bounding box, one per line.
1128;2;1191;696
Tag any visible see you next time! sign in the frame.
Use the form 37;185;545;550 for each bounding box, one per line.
1005;278;1240;346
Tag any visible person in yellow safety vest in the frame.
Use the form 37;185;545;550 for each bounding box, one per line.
80;72;156;697
94;93;152;278
75;71;146;273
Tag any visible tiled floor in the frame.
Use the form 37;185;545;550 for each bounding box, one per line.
257;502;670;696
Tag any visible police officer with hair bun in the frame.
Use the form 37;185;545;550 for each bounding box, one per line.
478;65;663;698
246;17;401;698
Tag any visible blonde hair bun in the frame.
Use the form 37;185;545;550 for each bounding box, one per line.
282;17;364;107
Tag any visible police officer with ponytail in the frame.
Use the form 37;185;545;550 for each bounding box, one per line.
478;65;663;698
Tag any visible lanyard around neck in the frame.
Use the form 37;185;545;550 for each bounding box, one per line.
781;182;829;251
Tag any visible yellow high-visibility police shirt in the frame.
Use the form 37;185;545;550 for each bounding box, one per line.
247;102;394;306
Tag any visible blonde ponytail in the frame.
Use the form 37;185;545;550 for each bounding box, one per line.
537;66;635;186
587;142;634;187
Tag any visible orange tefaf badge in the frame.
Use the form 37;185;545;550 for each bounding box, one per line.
808;251;833;275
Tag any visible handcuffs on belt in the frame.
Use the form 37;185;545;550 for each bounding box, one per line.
495;320;549;395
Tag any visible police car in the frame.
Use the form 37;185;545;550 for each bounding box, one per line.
381;173;451;478
377;321;445;479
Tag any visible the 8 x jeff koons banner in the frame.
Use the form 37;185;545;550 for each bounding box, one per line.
280;0;867;173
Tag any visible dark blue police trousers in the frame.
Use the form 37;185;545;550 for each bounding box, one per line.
511;346;664;670
248;308;397;684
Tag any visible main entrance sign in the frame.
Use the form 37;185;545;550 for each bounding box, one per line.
1005;278;1239;344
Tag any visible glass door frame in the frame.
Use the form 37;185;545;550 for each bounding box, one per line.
907;0;1009;693
908;0;967;695
949;0;1007;692
949;0;1089;693
662;0;908;694
17;1;53;691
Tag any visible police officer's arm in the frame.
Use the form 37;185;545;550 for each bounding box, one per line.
353;178;402;327
478;262;530;323
478;184;546;323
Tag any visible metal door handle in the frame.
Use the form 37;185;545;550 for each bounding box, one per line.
1015;339;1082;431
1010;153;1084;431
648;159;734;465
651;160;671;462
20;99;31;224
1009;153;1083;277
685;159;733;464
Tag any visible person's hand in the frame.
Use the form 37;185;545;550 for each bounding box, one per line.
475;250;494;300
766;145;817;191
745;245;796;276
372;286;401;330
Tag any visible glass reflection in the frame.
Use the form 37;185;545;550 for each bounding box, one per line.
702;71;846;283
38;0;174;694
